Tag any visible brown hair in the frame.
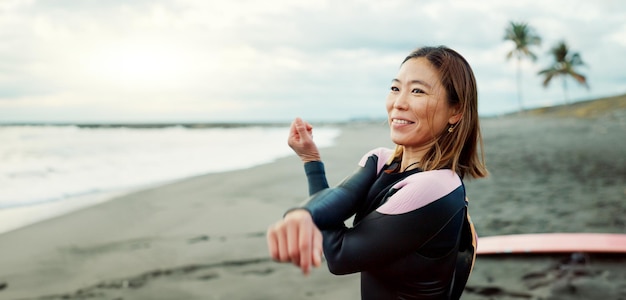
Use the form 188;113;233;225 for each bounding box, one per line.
389;46;488;179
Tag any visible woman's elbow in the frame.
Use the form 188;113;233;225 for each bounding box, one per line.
325;257;355;275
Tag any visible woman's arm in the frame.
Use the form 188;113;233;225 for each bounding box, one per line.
268;117;388;274
301;154;380;228
299;147;392;227
321;170;466;275
303;161;329;195
267;158;378;275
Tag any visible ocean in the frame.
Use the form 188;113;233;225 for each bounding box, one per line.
0;124;341;234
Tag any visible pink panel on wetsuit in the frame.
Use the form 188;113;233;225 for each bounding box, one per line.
376;169;462;215
358;147;393;174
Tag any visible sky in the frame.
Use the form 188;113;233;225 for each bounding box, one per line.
1;0;625;123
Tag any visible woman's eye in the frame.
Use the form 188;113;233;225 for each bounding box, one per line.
390;86;399;92
412;88;425;94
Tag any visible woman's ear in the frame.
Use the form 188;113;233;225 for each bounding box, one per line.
449;105;463;124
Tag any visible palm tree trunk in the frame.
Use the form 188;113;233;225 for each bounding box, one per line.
562;77;569;105
516;56;523;112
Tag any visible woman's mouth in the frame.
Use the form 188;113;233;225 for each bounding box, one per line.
391;118;415;125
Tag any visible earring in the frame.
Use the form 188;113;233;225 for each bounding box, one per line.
448;123;457;133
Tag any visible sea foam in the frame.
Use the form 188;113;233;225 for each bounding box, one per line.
0;124;340;233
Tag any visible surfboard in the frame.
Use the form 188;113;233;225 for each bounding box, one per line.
476;233;626;255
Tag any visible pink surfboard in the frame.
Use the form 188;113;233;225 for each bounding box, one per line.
476;233;626;255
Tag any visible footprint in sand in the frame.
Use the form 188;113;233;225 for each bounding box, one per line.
242;268;275;276
187;235;210;244
521;253;602;291
197;273;219;281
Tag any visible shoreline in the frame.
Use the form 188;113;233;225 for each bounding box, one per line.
0;123;339;235
0;115;625;299
0;189;129;235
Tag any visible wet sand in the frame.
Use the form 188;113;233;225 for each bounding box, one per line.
0;107;624;299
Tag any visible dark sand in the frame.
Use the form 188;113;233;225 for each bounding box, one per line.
0;108;625;299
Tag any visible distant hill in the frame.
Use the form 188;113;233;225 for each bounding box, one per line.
520;93;626;118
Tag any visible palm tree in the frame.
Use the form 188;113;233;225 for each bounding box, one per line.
504;21;542;112
538;41;589;105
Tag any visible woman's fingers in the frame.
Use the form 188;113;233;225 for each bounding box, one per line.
266;225;278;259
277;223;291;263
298;219;313;275
266;210;322;275
267;221;290;263
303;120;313;137
286;217;301;266
312;227;323;268
290;118;313;144
288;118;321;162
287;119;301;145
294;118;311;139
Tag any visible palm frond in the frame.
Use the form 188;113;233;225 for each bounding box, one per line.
569;71;589;88
570;53;585;66
504;21;542;62
540;40;590;94
541;72;556;87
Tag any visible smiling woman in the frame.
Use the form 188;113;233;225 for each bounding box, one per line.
267;46;488;300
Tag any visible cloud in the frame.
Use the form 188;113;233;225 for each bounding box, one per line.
1;0;625;122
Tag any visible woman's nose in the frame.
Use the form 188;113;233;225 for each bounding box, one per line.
393;93;409;110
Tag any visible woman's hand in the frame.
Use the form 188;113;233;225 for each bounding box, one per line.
267;209;323;275
288;117;321;162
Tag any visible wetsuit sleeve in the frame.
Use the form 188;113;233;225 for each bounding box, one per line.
321;170;466;275
299;154;381;229
304;161;329;195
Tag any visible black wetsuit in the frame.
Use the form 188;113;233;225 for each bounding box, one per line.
297;148;476;300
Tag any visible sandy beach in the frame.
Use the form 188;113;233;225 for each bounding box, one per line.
1;101;625;299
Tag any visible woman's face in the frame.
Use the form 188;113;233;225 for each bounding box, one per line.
386;57;459;150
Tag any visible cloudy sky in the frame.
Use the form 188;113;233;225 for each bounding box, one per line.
1;0;624;123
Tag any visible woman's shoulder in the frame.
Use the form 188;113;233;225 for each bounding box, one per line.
377;169;464;215
358;147;394;172
398;169;462;191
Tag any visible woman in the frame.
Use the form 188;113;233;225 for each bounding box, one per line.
267;46;488;299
